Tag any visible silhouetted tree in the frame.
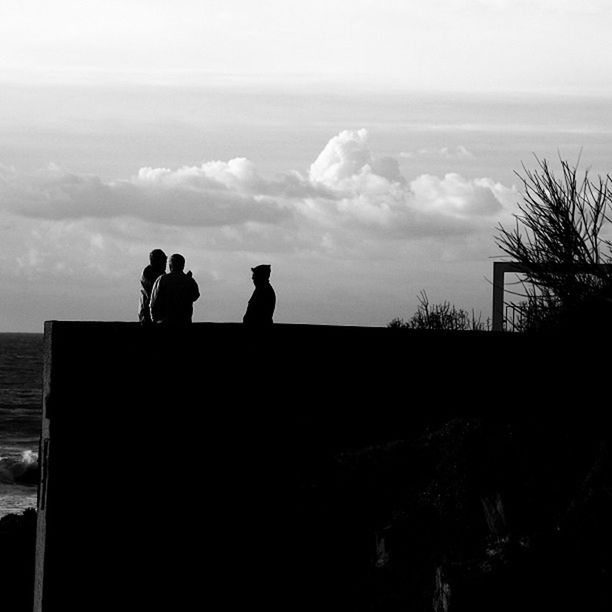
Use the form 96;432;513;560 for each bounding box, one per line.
389;291;489;331
495;157;612;330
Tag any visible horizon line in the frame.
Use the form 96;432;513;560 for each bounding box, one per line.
1;70;611;99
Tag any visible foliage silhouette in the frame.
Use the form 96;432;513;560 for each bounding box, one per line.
389;291;490;331
495;156;612;331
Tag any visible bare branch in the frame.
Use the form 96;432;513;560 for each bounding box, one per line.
495;157;612;330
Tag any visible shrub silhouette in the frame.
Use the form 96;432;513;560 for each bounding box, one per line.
495;156;612;331
389;291;489;331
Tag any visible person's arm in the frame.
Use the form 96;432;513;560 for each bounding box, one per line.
243;292;255;324
149;276;164;323
191;278;200;303
141;267;156;297
269;288;276;322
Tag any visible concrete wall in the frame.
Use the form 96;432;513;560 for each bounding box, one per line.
34;321;598;611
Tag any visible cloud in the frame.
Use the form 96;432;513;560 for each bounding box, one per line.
0;130;515;244
0;161;292;227
310;128;405;189
410;173;506;216
0;129;521;330
400;145;475;160
302;130;513;235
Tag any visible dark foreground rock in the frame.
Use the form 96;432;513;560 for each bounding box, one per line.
0;508;37;612
8;415;612;611
33;323;612;610
291;416;612;611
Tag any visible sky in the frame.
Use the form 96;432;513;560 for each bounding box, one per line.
1;0;612;331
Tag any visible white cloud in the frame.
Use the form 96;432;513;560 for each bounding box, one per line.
410;173;508;217
310;128;404;189
0;128;523;331
303;130;513;235
0;129;516;264
0;161;292;227
400;145;475;160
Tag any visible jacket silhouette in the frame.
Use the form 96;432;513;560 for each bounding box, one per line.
139;249;167;324
150;254;200;324
243;264;276;326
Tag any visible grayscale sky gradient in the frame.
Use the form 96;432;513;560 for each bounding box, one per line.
1;0;611;331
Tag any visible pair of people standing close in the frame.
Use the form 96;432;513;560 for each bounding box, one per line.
138;249;275;326
139;250;200;325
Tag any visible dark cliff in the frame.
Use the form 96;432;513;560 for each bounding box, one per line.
31;322;611;611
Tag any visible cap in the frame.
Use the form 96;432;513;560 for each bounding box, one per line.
251;264;271;278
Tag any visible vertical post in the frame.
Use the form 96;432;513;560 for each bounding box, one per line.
492;262;527;331
34;321;55;612
492;262;506;332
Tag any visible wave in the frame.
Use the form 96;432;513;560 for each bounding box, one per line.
0;450;39;485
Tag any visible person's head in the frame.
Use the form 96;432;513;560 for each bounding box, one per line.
251;264;271;285
169;253;186;272
149;249;167;270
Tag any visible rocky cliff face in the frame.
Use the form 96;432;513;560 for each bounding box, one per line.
6;415;612;611
0;508;37;612
295;415;612;611
27;323;612;610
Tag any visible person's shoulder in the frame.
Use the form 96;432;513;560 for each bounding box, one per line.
143;265;164;283
177;272;196;285
182;273;198;289
152;272;167;287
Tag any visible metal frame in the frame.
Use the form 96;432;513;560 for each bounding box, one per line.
492;261;612;332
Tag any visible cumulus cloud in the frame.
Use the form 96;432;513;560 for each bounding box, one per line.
0;130;515;242
411;173;506;216
302;129;512;235
310;128;405;189
0;129;522;330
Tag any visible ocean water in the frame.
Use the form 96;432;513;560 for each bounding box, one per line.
0;333;43;518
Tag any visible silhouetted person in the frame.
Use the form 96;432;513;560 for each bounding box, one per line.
139;249;167;324
150;254;200;325
243;264;276;326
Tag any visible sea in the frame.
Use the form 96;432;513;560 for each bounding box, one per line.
0;333;43;518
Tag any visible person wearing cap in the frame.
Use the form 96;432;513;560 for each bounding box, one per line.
150;253;200;325
139;249;167;324
243;264;276;326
